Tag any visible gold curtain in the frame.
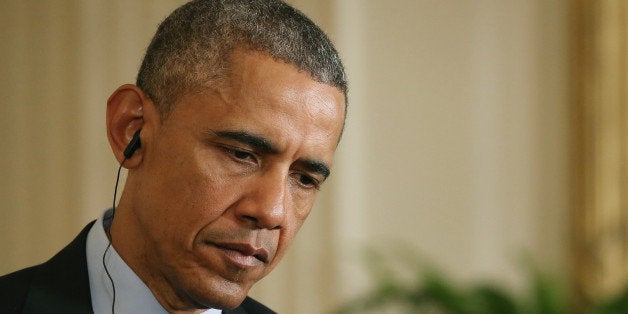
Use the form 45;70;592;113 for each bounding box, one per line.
573;0;628;301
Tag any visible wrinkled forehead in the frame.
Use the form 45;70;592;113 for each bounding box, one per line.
158;50;346;152
178;48;346;113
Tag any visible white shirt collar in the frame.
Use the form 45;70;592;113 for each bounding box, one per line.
86;208;222;314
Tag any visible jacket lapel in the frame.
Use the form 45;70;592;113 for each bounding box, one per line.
22;222;95;314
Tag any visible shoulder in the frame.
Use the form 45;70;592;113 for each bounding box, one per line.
0;265;40;313
0;222;96;314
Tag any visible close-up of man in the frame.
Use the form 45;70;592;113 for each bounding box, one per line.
0;0;347;313
6;0;624;313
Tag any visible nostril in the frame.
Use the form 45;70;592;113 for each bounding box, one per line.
241;215;258;224
241;215;283;230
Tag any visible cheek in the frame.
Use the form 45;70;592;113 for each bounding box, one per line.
273;210;308;257
171;168;241;230
290;190;317;229
144;152;240;242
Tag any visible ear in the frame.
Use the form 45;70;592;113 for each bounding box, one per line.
106;84;154;168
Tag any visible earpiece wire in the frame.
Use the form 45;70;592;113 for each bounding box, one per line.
103;157;126;314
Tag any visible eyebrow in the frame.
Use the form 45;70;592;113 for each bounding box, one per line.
211;130;331;180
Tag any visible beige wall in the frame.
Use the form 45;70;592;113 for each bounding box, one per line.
0;1;570;313
0;0;188;273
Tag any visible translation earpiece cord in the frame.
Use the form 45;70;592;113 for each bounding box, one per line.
103;158;126;314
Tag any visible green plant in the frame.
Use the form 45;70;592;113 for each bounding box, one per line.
336;249;628;314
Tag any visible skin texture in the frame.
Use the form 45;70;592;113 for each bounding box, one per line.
106;50;346;313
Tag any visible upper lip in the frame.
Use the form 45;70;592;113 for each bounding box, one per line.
212;242;270;264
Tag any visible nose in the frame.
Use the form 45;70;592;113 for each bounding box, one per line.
235;170;288;229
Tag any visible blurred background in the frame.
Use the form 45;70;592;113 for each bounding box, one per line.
0;1;626;313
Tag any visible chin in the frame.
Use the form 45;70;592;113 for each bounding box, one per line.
188;278;253;310
199;292;248;310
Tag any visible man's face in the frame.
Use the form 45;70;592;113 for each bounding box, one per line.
130;50;345;309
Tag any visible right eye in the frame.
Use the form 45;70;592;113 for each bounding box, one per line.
232;149;253;160
221;146;257;164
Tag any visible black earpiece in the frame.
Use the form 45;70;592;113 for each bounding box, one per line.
123;129;142;159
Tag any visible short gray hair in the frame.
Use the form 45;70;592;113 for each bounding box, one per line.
136;0;347;117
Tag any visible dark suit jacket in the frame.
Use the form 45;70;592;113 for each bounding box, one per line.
0;222;275;314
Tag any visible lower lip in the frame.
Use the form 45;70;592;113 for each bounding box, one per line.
215;246;263;268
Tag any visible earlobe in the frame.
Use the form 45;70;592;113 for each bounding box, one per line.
106;84;150;167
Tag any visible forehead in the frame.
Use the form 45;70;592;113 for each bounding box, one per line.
167;50;346;158
225;50;343;103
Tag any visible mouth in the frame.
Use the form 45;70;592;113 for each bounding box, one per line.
208;241;270;267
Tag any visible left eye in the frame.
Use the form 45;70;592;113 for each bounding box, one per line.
295;174;320;190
